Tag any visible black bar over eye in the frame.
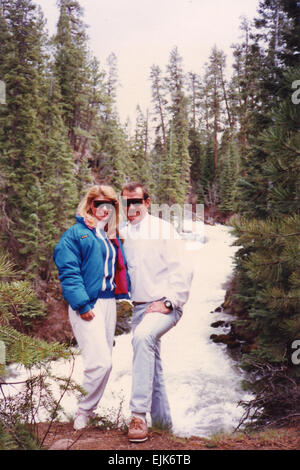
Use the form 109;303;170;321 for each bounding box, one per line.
121;198;144;207
93;200;115;208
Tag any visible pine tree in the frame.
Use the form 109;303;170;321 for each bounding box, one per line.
105;52;119;121
89;53;130;191
165;47;191;204
0;0;79;280
259;68;300;216
188;127;204;200
199;135;217;205
230;17;263;163
186;72;206;201
254;0;291;73
54;0;99;164
280;0;300;66
0;0;50;272
150;65;168;153
129;106;153;190
149;64;169;202
231;214;300;368
202;46;227;180
218;140;239;213
232;12;278;218
228;12;300;424
36;68;79;280
158;125;183;205
234;2;299;219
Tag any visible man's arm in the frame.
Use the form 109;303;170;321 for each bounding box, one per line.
146;224;193;314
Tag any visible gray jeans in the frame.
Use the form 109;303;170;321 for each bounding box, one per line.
129;302;182;428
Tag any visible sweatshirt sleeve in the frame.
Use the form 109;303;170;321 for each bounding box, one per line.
163;226;193;311
53;234;92;314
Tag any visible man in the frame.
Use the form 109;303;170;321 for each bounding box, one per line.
120;182;192;443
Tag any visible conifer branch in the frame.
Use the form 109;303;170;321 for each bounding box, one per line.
282;143;300;156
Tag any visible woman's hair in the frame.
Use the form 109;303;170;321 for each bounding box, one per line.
77;185;120;239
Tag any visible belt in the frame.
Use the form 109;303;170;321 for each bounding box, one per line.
132;301;149;306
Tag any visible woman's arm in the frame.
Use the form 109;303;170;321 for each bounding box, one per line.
53;235;92;314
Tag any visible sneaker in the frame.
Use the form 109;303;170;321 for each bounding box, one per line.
73;412;90;430
128;416;148;443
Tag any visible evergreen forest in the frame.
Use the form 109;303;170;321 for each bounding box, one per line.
0;0;299;449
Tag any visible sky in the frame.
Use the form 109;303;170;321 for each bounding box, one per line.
34;0;260;126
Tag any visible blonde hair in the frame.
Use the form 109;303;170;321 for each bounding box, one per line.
77;185;120;239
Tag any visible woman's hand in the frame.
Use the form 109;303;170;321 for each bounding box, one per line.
145;301;171;314
81;310;95;321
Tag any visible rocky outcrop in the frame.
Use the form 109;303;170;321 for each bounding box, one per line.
210;277;257;355
115;301;132;336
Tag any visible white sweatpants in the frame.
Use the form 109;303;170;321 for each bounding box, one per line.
68;298;116;416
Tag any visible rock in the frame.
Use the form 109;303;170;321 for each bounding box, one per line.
211;321;226;328
210;333;230;343
226;340;241;349
231;322;256;343
210;333;240;349
115;301;133;336
49;438;75;450
241;343;256;354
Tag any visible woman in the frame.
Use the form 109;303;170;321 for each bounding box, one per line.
53;185;130;430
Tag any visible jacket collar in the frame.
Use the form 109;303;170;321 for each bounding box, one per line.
76;214;122;244
75;214;95;230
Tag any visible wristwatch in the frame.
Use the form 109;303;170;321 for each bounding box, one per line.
164;299;173;311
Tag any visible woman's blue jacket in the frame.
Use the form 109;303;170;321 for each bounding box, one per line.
53;215;130;315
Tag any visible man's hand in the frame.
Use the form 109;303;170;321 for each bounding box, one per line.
81;310;95;321
146;301;171;314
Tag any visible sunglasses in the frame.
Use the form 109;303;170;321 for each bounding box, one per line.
121;197;147;208
93;200;116;209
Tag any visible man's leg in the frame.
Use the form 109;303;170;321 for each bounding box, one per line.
150;340;172;429
130;306;181;422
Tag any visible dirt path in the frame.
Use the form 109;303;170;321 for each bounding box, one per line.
37;422;300;451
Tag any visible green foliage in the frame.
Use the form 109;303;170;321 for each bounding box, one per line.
0;280;46;326
0;0;79;280
0;325;70;367
280;0;300;66
149;47;191;205
0;251;70;368
199;135;215;199
0;250;77;449
0;420;41;450
229;63;300;388
188;128;204;198
0;356;83;449
230;214;300;385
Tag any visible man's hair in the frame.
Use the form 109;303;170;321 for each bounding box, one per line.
121;182;150;200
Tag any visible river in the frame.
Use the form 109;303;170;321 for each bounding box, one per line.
7;223;252;437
